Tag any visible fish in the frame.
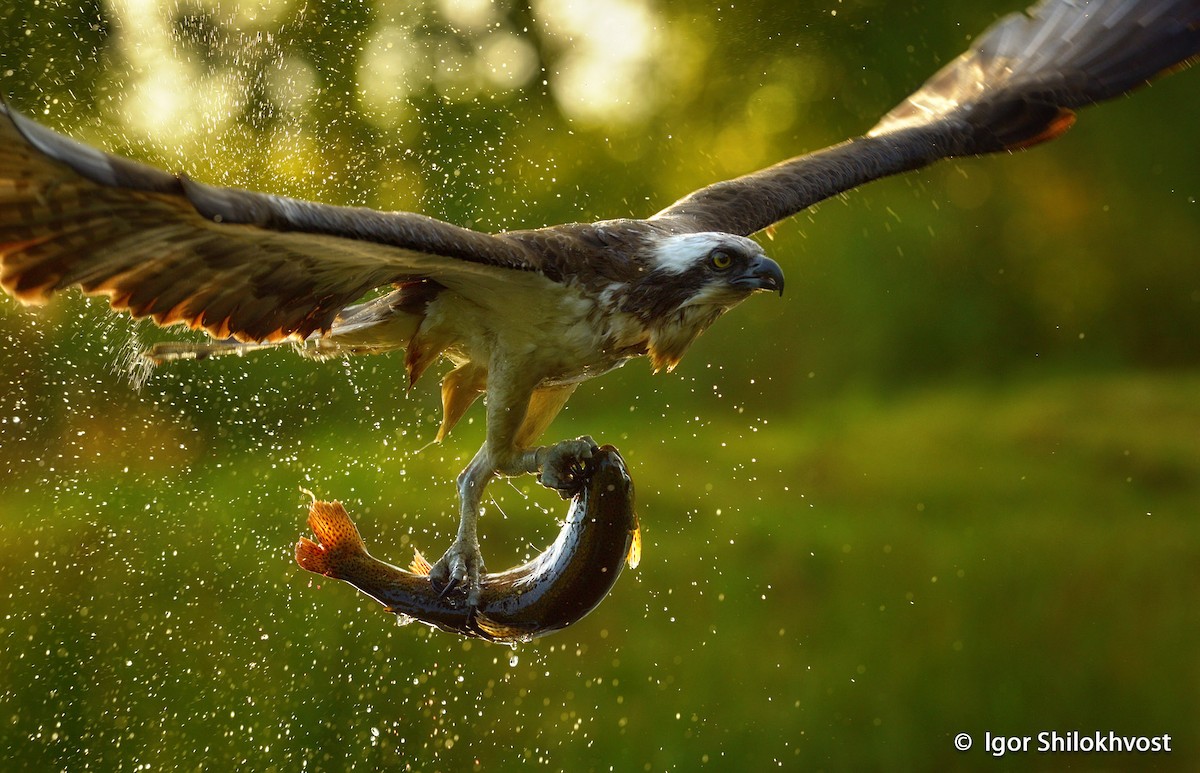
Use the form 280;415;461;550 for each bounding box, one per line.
295;445;641;642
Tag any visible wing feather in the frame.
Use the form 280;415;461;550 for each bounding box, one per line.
0;102;546;342
651;0;1200;237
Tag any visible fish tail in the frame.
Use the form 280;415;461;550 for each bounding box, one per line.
295;500;370;579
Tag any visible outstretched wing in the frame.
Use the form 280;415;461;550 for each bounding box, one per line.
0;102;543;343
651;0;1200;237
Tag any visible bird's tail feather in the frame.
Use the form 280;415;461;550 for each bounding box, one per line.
142;339;285;364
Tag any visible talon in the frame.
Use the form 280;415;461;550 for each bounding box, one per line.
539;435;603;498
437;576;460;599
429;540;485;607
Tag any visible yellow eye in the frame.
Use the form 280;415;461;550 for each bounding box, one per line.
710;250;733;270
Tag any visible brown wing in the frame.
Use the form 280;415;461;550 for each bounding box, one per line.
651;0;1200;237
0;102;543;343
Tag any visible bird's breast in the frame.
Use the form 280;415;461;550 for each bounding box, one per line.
420;281;652;388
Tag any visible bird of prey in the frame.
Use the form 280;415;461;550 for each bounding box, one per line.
1;0;1197;602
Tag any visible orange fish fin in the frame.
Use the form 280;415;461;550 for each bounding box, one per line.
409;548;432;576
473;612;532;644
627;521;642;570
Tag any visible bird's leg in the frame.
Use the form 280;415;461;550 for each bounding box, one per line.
429;368;537;604
428;374;597;604
427;443;493;605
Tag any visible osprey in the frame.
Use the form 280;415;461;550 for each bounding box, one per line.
1;0;1198;601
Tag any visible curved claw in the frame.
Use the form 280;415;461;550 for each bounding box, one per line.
429;540;486;607
538;435;601;499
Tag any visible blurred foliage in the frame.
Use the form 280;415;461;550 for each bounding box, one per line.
1;0;1198;770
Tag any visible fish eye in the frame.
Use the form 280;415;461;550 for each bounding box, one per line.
709;250;733;270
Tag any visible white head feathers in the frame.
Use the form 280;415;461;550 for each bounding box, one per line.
650;232;763;274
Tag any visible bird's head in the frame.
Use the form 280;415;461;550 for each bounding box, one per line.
623;231;785;372
640;232;784;312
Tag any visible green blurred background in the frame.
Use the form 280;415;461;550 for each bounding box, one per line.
2;0;1198;769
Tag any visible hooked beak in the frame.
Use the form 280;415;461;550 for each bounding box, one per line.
733;255;785;296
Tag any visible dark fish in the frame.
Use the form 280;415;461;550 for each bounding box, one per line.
295;446;640;642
